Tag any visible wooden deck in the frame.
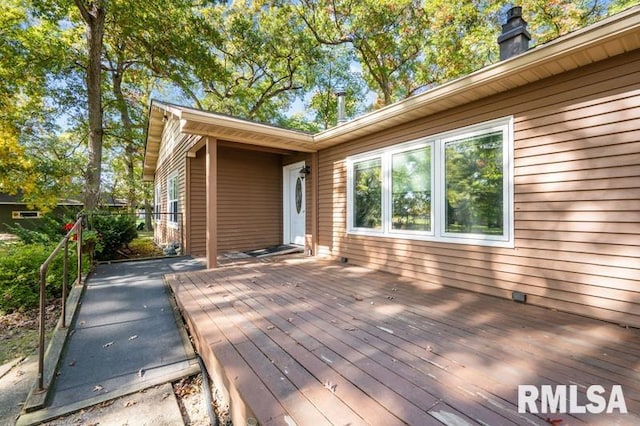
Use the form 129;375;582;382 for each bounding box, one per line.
166;257;640;426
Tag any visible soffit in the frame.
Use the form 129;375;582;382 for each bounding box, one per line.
179;110;315;153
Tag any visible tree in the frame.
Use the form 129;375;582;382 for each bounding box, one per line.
1;0;82;210
97;1;227;215
304;45;366;129
201;1;321;123
0;123;33;197
73;0;106;212
297;0;429;107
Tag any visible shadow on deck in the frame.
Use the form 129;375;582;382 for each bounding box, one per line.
166;256;640;426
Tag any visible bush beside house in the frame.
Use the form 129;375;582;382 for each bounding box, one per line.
0;212;138;313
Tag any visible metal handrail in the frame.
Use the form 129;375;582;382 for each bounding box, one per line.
36;215;84;392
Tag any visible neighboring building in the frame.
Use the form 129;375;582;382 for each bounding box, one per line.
0;193;129;233
0;194;83;233
143;7;640;327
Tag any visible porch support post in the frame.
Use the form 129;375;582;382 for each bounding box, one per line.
185;153;191;255
311;151;319;257
206;137;218;268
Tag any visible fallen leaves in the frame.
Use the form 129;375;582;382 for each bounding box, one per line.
323;380;337;393
173;376;200;398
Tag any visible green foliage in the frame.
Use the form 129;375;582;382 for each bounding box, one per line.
0;243;87;314
3;0;632;217
80;229;103;261
90;213;138;260
202;1;319;123
6;210;78;244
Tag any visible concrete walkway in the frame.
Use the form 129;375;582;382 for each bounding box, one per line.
16;257;204;425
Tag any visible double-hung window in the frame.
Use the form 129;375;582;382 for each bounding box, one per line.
167;173;179;227
154;183;162;222
347;117;513;247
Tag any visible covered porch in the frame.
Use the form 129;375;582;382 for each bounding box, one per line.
166;256;640;425
143;100;319;269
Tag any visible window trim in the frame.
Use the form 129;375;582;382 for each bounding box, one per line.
346;116;514;248
167;172;179;229
12;211;43;219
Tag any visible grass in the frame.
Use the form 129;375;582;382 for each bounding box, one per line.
114;231;164;260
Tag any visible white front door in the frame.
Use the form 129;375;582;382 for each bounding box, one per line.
284;162;306;246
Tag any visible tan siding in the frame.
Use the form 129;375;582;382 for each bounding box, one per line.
188;148;207;256
217;146;282;252
317;50;640;327
153;116;202;250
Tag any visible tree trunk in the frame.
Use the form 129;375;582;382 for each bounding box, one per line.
76;0;106;212
111;56;137;210
144;198;153;232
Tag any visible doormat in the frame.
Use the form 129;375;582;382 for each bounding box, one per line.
244;244;303;258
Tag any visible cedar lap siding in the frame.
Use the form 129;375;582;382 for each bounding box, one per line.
144;7;640;328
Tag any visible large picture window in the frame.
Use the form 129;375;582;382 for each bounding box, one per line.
167;173;179;226
347;117;513;247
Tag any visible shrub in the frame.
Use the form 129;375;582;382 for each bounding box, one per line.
0;243;88;313
90;213;138;261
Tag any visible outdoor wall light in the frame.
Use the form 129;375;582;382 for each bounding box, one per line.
299;165;311;179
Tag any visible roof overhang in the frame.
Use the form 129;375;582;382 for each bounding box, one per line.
143;102;315;181
143;5;640;180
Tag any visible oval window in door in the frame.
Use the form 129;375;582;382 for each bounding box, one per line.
295;177;303;214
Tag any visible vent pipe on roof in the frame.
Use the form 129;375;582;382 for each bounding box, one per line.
335;87;347;125
498;6;531;60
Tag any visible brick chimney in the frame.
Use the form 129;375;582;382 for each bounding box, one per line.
497;6;531;60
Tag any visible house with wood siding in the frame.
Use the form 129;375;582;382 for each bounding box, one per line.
143;6;640;328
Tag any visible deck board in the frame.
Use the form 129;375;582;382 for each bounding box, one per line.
166;257;640;426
